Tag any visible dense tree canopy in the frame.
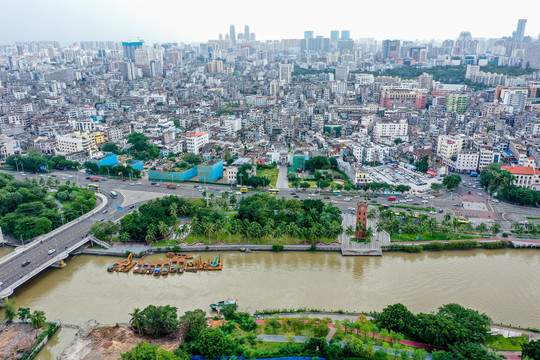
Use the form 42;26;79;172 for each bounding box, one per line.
0;174;94;240
481;163;540;206
126;133;160;161
120;196;193;241
442;174;462;190
102;142;121;154
305;156;331;172
522;338;540;360
375;303;415;333
6;154;79;172
129;305;180;338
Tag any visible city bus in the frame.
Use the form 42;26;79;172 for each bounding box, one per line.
458;219;470;225
110;190;118;198
240;187;249;193
332;189;341;195
268;188;280;194
88;184;100;191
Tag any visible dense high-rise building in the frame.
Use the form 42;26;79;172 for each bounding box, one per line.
341;30;351;40
244;25;250;42
330;30;339;39
523;42;540;69
418;73;433;91
122;41;143;61
230;25;236;45
119;61;136;80
149;60;162;78
304;31;314;40
515;19;527;41
335;65;349;81
382;40;400;60
279;63;293;84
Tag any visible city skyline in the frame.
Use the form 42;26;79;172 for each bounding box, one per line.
1;0;538;44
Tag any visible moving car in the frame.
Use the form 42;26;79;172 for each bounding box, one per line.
48;249;56;255
22;261;31;267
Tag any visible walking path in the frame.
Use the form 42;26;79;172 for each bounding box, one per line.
276;165;289;189
255;319;437;352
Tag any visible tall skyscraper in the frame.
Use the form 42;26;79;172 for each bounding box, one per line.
244;25;250;42
515;19;527;41
304;31;314;40
330;31;339;39
123;44;140;61
119;61;136;80
122;41;143;61
341;30;351;40
382;40;400;60
279;63;293;84
230;25;236;45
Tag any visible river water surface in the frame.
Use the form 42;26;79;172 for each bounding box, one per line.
1;249;538;359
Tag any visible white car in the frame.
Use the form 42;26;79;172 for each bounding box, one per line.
129;183;135;186
421;200;429;203
429;211;437;215
137;182;142;185
235;191;242;195
48;249;56;255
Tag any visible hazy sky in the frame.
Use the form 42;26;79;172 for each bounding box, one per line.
1;0;539;45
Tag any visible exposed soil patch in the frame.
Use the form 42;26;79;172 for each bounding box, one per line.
0;323;44;360
58;321;182;360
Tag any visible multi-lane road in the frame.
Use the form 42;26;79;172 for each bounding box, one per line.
0;169;538;298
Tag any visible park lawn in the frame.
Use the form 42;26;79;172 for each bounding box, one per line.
485;334;528;351
150;239;179;247
289;180;317;188
184;232;337;245
258;167;279;187
391;233;487;242
525;216;540;220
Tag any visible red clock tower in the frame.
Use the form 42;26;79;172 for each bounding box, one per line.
355;201;368;239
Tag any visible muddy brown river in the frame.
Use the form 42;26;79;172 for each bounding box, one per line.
0;249;538;359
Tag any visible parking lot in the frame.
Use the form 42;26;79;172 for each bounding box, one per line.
367;164;441;193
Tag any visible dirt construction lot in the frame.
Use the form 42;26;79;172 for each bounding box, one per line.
0;323;44;360
59;321;182;360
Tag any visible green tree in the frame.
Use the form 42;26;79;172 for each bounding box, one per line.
305;156;330;172
17;307;31;323
415;155;429;173
375;303;415;333
129;305;179;338
3;298;16;324
30;310;47;328
121;343;182;360
183;153;203;165
443;174;462;190
197;328;226;360
522;338;540;360
179;309;207;343
102;142;121;154
431;183;444;191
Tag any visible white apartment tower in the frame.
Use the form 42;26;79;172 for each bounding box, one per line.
279;63;293;84
186;132;209;154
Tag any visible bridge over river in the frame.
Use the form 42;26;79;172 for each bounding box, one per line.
0;193;110;300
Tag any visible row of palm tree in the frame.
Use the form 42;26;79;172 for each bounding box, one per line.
190;215;343;243
511;221;540;236
377;208;503;239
